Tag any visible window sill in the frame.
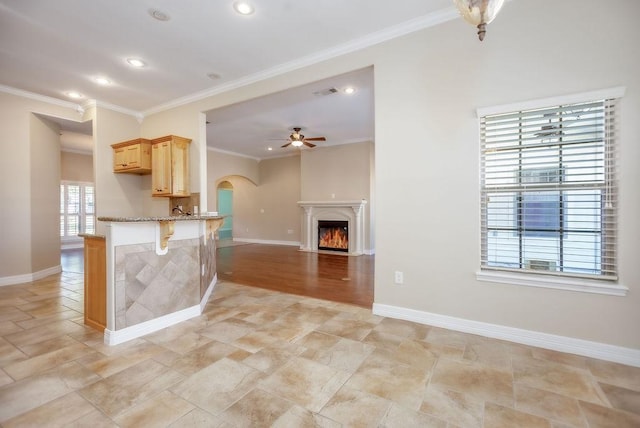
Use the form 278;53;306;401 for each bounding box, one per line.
476;270;628;296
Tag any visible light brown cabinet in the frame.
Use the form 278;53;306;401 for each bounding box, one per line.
83;235;106;332
151;135;191;197
111;138;152;174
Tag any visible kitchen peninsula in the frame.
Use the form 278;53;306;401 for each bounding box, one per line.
83;214;223;345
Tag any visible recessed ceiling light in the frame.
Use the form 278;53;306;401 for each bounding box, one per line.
148;8;170;21
94;76;111;86
126;58;146;68
344;87;356;95
66;91;84;99
267;147;273;151
233;1;254;15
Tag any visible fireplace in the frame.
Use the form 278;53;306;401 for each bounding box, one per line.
318;220;348;252
298;200;367;256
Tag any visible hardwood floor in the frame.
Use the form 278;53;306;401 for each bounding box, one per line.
61;248;84;273
216;243;374;308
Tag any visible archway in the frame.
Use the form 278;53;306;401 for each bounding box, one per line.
217;181;233;240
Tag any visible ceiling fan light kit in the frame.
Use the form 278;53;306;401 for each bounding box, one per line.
453;0;505;41
280;127;326;149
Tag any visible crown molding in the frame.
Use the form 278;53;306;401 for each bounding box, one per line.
142;6;459;116
207;146;303;162
207;146;261;162
2;6;458;122
82;99;144;122
61;147;93;155
0;84;83;112
0;84;146;122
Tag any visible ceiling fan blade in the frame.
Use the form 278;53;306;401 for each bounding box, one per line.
303;141;316;148
304;137;326;141
281;142;292;148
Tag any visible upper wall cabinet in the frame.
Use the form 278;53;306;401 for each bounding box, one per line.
111;138;152;174
151;135;191;197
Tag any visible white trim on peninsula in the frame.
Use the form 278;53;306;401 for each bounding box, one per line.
105;305;201;346
373;303;640;368
106;274;217;346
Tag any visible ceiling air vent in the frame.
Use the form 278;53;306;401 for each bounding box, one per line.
313;87;339;96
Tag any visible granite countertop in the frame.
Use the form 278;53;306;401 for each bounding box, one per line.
78;233;106;239
98;214;223;222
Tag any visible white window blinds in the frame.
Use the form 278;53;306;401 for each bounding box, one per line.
480;97;618;280
60;181;95;238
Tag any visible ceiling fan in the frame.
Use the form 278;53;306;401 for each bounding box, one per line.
281;127;326;148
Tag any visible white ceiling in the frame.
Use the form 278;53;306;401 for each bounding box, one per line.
1;0;457;158
206;67;374;160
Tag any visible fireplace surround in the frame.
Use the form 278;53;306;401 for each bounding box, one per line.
298;200;367;256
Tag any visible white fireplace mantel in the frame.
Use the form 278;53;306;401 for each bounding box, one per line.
298;200;367;255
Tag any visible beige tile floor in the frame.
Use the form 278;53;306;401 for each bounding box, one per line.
0;273;639;427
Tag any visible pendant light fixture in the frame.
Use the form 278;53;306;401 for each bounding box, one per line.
453;0;505;41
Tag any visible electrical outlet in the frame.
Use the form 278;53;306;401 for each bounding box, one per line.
287;229;294;234
394;271;403;284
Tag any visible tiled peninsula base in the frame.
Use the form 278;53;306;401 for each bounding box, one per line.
98;216;223;345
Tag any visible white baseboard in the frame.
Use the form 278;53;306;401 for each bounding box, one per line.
200;273;217;312
233;238;300;246
104;304;201;346
0;265;62;287
372;303;640;368
61;243;83;250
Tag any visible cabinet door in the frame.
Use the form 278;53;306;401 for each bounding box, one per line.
152;142;171;195
170;140;190;196
113;147;127;170
124;145;140;168
112;139;151;174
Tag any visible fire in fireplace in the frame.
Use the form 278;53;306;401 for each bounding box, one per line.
318;220;348;252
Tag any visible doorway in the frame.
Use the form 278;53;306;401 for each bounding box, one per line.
217;181;233;240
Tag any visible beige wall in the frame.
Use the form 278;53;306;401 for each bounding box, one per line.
301;141;374;251
253;156;301;242
370;0;640;348
207;149;260;211
92;106;145;230
209;155;301;242
156;0;638;349
30;115;62;273
61;151;93;182
209;144;374;246
216;175;258;239
301;141;372;200
0;91;81;278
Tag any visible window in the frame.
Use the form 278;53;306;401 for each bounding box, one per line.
60;181;95;238
479;91;620;283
